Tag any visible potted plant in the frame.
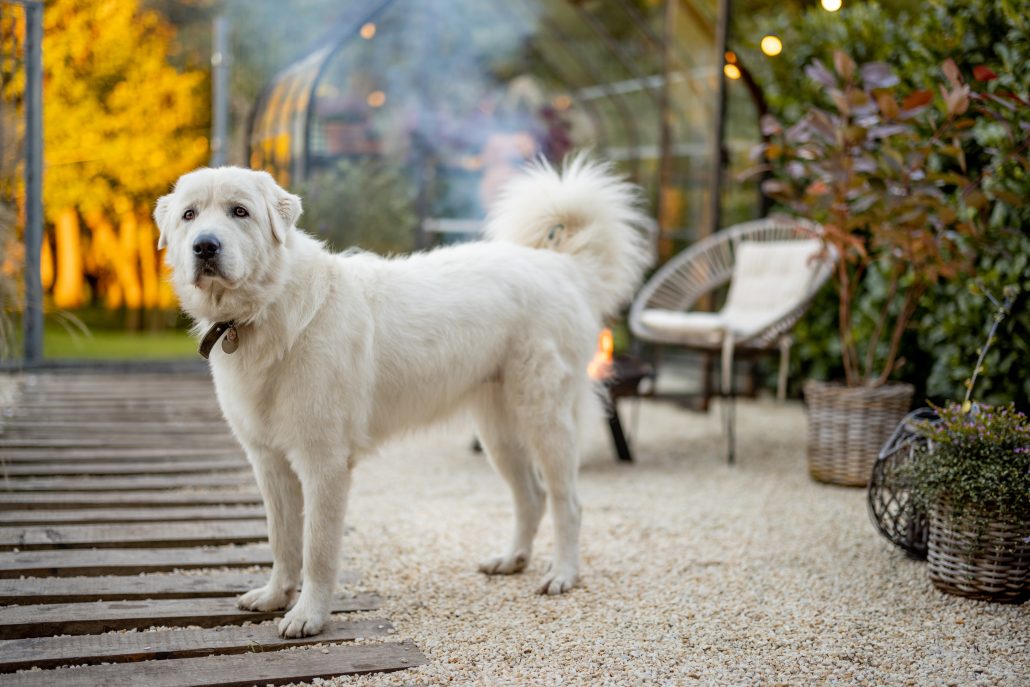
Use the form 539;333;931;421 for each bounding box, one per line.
906;401;1030;603
750;53;985;485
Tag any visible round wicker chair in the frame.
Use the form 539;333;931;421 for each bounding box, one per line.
629;217;837;462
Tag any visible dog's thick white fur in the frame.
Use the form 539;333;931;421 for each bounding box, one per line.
155;155;651;638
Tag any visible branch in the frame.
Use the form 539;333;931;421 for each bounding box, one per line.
837;257;858;386
864;264;900;380
876;283;925;386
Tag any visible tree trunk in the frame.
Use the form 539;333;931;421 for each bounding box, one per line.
52;207;84;308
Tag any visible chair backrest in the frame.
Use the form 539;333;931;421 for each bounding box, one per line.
630;217;836;345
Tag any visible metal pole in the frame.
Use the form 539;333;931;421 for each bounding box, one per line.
22;0;43;364
655;0;674;263
211;15;229;167
706;0;731;240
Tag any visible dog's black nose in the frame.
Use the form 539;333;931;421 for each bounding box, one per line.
193;234;222;260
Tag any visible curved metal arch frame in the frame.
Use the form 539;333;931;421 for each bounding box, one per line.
247;0;732;192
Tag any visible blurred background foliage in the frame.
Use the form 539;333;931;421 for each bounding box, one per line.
734;0;1029;409
296;159;417;256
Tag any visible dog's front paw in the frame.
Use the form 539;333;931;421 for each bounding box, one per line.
478;551;529;575
237;584;295;612
277;598;328;638
538;566;578;595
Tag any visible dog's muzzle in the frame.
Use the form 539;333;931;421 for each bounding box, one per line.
193;233;223;277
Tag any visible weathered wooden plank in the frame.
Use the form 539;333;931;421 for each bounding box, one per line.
15;394;215;405
25;373;208;382
0;447;242;463
0;570;358;604
6;410;223;422
0;639;423;685
5;415;223;427
0;545;273;577
1;474;252;491
10;399;219;410
0;519;268;550
11;394;217;404
0;617;393;672
4;419;227;430
17;387;212;395
0;593;381;639
0;459;247;477
18;390;209;397
0;491;262;510
0;437;238;449
0;505;264;525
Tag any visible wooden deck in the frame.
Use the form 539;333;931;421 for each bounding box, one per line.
0;372;426;685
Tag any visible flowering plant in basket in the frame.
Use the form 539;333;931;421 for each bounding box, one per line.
906;400;1030;602
903;318;1030;604
908;403;1030;526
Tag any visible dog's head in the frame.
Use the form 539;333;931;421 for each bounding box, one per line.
154;167;301;323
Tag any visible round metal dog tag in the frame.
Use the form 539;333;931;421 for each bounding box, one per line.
222;326;239;354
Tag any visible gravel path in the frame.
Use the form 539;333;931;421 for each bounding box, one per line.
300;397;1029;686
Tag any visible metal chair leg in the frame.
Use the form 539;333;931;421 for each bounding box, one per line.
777;335;793;401
726;377;736;465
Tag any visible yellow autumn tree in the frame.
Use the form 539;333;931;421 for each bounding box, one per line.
8;0;208;311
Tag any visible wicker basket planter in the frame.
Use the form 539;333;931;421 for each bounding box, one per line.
927;500;1030;603
867;408;939;559
804;380;914;487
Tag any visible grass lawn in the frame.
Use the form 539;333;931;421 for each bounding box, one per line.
40;325;196;359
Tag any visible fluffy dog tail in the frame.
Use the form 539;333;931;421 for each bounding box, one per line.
484;154;653;318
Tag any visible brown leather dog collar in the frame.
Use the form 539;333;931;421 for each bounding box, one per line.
199;320;239;359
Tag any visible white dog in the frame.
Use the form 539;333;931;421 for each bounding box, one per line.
155;155;651;637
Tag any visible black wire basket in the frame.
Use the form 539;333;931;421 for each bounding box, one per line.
867;407;939;559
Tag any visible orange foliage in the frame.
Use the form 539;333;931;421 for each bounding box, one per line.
4;0;208;312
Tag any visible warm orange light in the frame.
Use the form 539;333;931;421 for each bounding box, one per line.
723;64;742;80
553;94;572;111
460;155;483;171
360;22;376;39
587;328;615;380
724;51;737;64
367;90;386;108
761;35;783;57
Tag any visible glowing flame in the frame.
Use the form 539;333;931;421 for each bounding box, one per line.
587;328;614;380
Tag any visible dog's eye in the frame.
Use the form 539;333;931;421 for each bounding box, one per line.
183;209;196;221
232;206;249;218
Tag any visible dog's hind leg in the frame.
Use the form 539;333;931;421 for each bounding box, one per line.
277;447;352;638
473;384;545;576
527;410;582;595
506;358;589;593
237;446;303;612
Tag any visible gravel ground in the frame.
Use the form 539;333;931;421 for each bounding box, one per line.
306;397;1028;687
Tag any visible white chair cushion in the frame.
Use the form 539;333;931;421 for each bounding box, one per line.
721;239;825;339
638;310;726;345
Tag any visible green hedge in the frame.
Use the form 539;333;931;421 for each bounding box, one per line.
736;0;1029;409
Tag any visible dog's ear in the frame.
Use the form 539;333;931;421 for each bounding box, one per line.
258;172;302;244
153;194;172;250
